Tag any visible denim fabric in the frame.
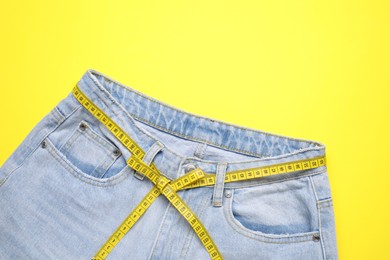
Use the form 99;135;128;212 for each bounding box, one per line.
0;69;338;259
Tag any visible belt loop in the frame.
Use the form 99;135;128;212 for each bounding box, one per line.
134;140;165;180
212;162;228;207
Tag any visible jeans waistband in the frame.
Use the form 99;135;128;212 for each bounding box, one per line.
74;69;326;188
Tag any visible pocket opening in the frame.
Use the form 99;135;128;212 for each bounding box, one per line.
48;117;128;181
223;176;320;243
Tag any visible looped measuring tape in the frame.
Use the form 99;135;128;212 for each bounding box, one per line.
72;84;326;260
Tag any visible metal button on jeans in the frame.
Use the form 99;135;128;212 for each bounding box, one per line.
184;164;196;173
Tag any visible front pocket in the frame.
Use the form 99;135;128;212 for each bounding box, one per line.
58;119;126;179
223;176;321;243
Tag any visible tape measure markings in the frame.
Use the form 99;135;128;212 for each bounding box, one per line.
176;155;326;190
125;155;222;258
73;86;145;159
93;165;213;259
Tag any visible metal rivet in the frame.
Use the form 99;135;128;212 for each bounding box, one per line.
113;149;121;156
41;140;47;148
184;164;196;173
79;122;87;131
224;190;232;198
313;234;321;242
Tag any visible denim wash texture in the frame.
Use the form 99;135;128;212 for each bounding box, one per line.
0;69;338;259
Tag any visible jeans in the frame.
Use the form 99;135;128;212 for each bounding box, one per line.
0;69;338;259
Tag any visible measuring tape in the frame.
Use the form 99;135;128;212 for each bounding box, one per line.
72;84;326;259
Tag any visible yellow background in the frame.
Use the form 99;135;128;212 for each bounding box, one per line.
0;1;388;259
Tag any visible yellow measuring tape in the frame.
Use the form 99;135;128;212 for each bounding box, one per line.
72;84;326;260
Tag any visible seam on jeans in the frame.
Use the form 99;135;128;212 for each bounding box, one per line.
53;106;65;122
99;155;121;179
57;104;84;151
309;175;327;260
79;120;118;153
0;107;72;187
95;150;121;179
223;188;320;244
317;198;333;209
56;123;117;179
309;175;319;201
0;140;42;187
54;105;66;119
181;189;211;259
58;123;79;152
45;137;130;187
86;71;325;159
148;202;172;260
212;162;227;207
58;119;117;165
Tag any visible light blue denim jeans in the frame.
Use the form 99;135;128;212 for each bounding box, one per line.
0;69;338;259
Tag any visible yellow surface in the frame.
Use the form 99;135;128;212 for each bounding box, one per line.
0;1;388;259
